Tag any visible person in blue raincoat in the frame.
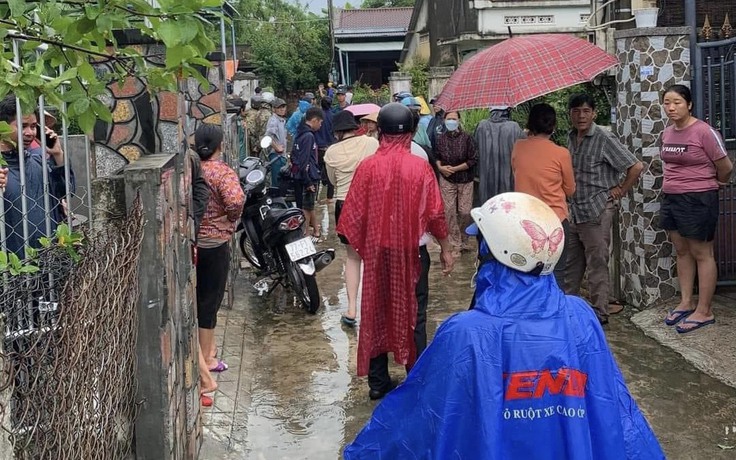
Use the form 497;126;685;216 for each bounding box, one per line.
344;192;665;460
286;97;314;137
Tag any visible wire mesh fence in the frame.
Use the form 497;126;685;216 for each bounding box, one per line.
0;195;144;459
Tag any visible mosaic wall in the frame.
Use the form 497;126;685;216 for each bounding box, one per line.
613;27;691;307
93;43;225;177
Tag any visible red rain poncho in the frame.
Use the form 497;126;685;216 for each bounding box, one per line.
336;133;448;375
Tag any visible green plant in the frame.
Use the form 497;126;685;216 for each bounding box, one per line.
398;57;429;98
40;223;85;262
0;223;84;276
0;0;220;135
235;0;330;94
0;251;39;275
459;109;488;136
351;83;391;105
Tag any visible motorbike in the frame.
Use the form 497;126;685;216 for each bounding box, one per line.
238;136;335;313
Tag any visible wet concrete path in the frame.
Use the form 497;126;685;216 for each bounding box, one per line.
202;203;736;460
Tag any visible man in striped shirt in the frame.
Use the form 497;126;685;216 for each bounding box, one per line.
563;94;644;325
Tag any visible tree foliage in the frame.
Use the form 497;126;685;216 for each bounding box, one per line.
235;0;330;93
360;0;416;7
0;0;220;135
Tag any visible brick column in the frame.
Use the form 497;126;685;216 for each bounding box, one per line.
125;153;200;459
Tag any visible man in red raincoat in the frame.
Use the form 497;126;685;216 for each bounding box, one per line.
337;103;454;400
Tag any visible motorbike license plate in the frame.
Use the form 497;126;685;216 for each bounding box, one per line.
285;237;317;262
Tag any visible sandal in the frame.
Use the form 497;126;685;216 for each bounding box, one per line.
664;309;694;326
201;394;213;407
676;318;715;334
209;360;229;373
340;315;357;327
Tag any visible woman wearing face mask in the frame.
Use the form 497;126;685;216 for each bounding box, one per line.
435;111;478;255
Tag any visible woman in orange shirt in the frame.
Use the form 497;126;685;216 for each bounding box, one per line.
512;103;575;286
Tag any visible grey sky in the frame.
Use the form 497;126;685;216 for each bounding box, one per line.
298;0;349;14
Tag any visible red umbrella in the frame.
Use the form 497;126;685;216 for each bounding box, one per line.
434;34;619;111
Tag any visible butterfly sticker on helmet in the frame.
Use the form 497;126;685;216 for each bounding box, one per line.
520;220;564;255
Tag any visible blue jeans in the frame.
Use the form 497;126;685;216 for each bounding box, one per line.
268;152;287;188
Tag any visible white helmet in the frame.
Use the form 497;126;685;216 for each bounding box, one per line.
467;192;564;276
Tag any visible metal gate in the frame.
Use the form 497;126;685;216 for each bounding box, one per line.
694;35;736;281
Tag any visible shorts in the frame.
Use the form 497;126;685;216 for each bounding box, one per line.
302;182;318;211
660;190;719;241
196;242;230;329
335;199;349;245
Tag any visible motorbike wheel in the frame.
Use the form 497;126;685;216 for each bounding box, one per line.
239;231;262;270
286;261;321;314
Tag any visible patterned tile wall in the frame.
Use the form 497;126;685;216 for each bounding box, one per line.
613;28;691;307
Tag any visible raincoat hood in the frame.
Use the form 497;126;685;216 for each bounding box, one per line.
490;108;511;122
298;99;311;113
345;256;665;460
473;259;563;319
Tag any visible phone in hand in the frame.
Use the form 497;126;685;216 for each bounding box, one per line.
36;126;57;149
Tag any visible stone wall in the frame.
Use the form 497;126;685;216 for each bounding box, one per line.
427;66;454;101
613;27;692;307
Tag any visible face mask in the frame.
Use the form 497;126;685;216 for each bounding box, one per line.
445;119;459;131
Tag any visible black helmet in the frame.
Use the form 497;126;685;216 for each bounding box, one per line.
377;103;414;134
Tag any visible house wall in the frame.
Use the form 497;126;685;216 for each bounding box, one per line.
402;0;431;64
476;5;591;36
427;0;479;66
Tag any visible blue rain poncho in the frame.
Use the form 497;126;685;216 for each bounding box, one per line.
344;256;664;460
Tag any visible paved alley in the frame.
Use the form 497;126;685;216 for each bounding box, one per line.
201;203;736;460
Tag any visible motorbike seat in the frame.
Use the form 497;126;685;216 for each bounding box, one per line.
263;207;303;228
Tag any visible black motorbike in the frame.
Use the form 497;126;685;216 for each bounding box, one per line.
237;147;334;314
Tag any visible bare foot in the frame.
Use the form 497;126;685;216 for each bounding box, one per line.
200;380;218;395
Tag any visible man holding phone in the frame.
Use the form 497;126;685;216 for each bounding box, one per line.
0;94;74;256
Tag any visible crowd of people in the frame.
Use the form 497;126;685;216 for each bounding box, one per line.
0;75;730;455
220;80;732;456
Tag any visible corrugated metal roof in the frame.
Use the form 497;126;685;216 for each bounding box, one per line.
336;7;413;32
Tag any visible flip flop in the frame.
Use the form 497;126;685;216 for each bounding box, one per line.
340;315;357;327
676;318;715;334
209;360;229;373
201;395;213;407
664;309;694;326
608;301;625;315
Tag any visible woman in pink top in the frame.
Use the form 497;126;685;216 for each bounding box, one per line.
195;124;246;386
660;85;733;333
